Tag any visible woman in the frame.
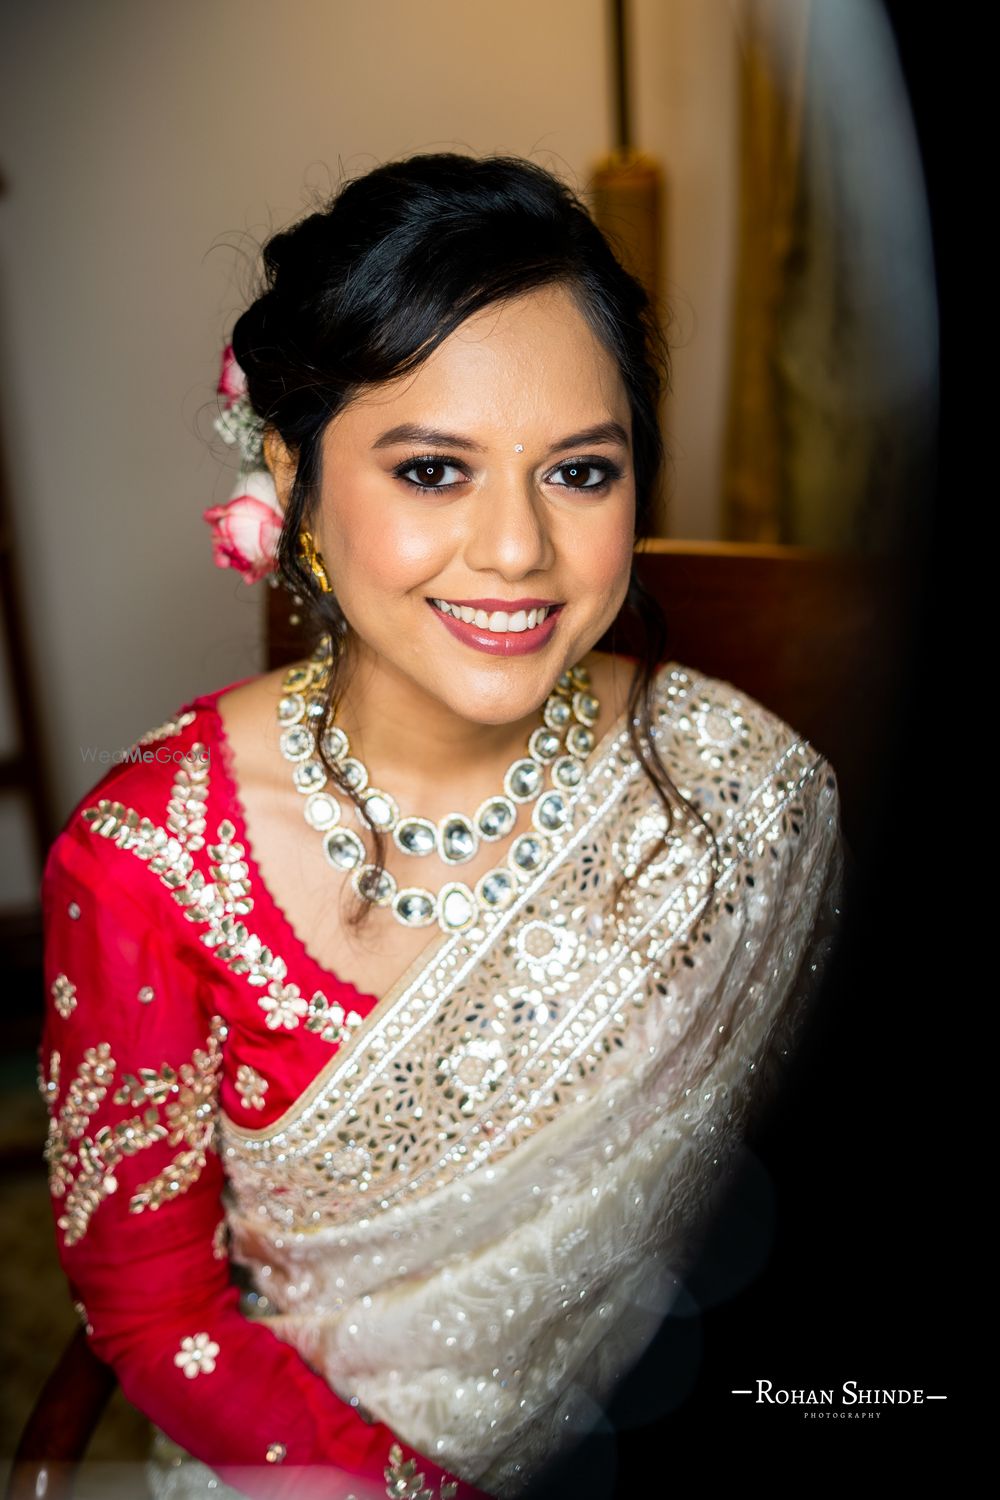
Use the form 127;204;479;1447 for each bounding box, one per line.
39;153;845;1499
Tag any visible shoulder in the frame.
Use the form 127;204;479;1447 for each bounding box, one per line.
43;680;244;902
642;655;839;829
592;650;824;757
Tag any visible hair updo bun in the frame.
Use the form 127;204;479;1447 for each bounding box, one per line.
225;150;712;931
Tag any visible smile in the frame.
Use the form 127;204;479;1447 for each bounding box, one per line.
426;597;564;657
429;598;559;633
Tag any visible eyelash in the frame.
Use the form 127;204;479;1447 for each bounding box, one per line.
391;452;624;494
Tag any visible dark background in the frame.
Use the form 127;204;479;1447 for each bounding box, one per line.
527;6;960;1490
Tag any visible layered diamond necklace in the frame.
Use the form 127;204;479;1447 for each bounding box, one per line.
276;635;601;933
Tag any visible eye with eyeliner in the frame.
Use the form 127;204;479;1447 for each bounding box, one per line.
391;452;625;493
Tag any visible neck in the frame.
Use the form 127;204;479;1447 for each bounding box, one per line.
330;636;560;801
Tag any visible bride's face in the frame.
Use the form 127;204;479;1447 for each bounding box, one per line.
310;282;636;725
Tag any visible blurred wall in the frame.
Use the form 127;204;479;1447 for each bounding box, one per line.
0;0;738;898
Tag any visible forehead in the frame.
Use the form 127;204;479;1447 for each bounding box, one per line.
336;284;629;442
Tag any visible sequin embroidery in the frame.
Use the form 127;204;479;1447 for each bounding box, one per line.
51;974;77;1019
133;710;198;747
43;1017;227;1246
174;1332;219;1378
79;751;364;1051
384;1443;459;1500
235;1064;268;1111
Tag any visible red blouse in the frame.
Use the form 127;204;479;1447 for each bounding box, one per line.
39;678;494;1499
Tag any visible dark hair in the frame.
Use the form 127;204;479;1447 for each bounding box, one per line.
230;150;719;931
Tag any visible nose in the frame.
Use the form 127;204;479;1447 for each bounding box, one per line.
461;467;556;580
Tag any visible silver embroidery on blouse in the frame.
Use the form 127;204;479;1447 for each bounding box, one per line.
174;1332;219;1378
235;1064;268;1111
43;1017;228;1246
79;751;364;1055
133;709;198;746
384;1443;459;1500
51;973;77;1019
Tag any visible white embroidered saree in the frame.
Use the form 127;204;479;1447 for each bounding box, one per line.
203;660;845;1497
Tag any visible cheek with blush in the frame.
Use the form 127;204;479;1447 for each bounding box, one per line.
588;529;635;618
322;503;449;610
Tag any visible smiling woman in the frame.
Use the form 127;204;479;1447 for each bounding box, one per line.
38;152;846;1500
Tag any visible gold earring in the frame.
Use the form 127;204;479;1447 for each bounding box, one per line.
298;529;333;593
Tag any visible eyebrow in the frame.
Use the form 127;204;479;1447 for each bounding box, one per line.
370;420;631;455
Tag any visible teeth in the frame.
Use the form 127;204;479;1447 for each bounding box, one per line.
431;599;555;634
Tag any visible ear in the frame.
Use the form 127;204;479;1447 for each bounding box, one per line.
262;427;298;513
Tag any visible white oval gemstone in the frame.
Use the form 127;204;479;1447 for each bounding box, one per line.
528;728;561;762
509;833;547;874
565;725;595;758
572;690;600;726
439;883;476;931
324;828;365;871
394;889;437;926
543;697;572;729
551;755;583;790
277;692;306;725
476;868;515;909
321;725;349;760
533;791;568;833
476;797;516;841
362;789;398;830
353;864;396;905
505;759;543;802
280;724;315;762
395;818;437;856
339;758;368;792
304;792;341;830
440;815;477;863
293;760;327;793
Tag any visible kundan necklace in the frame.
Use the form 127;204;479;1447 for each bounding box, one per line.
276;634;601;933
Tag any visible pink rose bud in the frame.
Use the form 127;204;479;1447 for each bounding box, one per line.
217;342;248;404
203;470;283;584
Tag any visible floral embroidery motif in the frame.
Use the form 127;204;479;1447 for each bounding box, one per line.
134;710;197;747
80;748;365;1051
436;1036;508;1113
513;918;579;982
384;1442;458;1500
43;1018;227;1246
258;981;309;1031
166;746;209;850
235;1064;268;1111
305;993;364;1045
174;1331;219;1378
265;1443;286;1465
73;1299;94;1335
51;974;77;1019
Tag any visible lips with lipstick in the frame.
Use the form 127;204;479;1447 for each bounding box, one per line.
425;594;564;658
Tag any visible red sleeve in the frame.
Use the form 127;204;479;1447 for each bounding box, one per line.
39;820;493;1500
